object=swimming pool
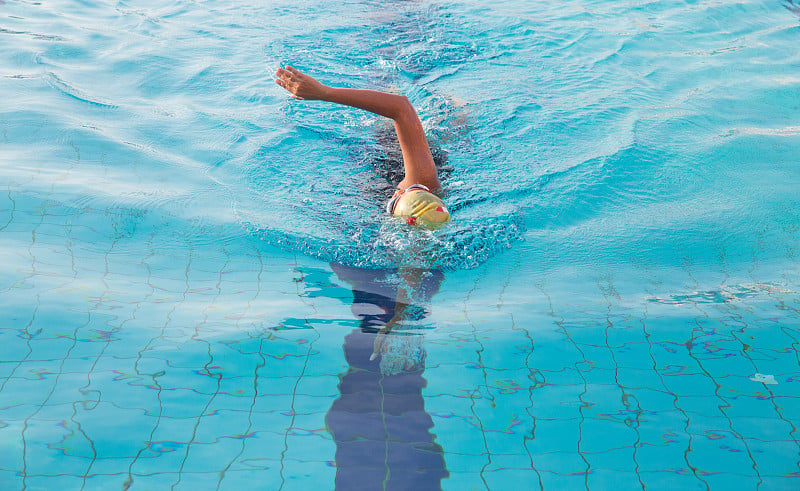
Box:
[1,0,799,489]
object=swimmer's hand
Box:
[370,314,400,361]
[275,66,329,101]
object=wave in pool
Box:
[4,0,797,273]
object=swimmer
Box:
[274,66,450,229]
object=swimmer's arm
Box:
[370,295,411,361]
[275,66,440,191]
[323,88,441,192]
[370,308,403,361]
[369,267,424,361]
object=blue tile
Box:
[18,421,91,476]
[279,460,336,489]
[0,333,32,364]
[430,416,490,468]
[756,476,800,491]
[727,416,795,442]
[128,440,189,476]
[579,419,639,455]
[483,467,542,489]
[615,367,670,391]
[526,384,586,420]
[281,433,336,463]
[232,432,290,465]
[0,421,25,470]
[483,427,530,459]
[637,470,709,491]
[192,410,260,444]
[167,471,226,491]
[586,468,645,490]
[80,457,134,477]
[214,468,285,490]
[292,375,340,398]
[0,470,23,489]
[526,418,582,455]
[537,470,591,489]
[23,475,88,491]
[2,377,56,406]
[80,473,131,491]
[72,403,154,458]
[483,452,534,471]
[180,439,249,474]
[441,471,490,491]
[745,438,800,477]
[700,472,762,490]
[441,452,490,474]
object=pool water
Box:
[2,0,799,489]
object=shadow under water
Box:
[325,263,448,490]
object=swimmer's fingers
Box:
[274,78,305,99]
[274,77,300,99]
[274,69,307,99]
[369,315,400,361]
[274,66,328,101]
[285,65,304,77]
[274,68,298,87]
[370,333,386,361]
[275,67,297,82]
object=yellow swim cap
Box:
[390,186,451,230]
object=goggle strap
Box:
[386,184,432,215]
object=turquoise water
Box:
[2,0,799,489]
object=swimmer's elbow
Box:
[393,95,418,122]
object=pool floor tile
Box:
[441,470,494,491]
[3,32,800,485]
[529,450,589,476]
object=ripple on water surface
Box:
[2,0,798,273]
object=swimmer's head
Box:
[389,186,450,230]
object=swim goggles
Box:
[385,184,432,215]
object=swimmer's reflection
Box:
[326,263,448,490]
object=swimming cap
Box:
[390,186,450,230]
